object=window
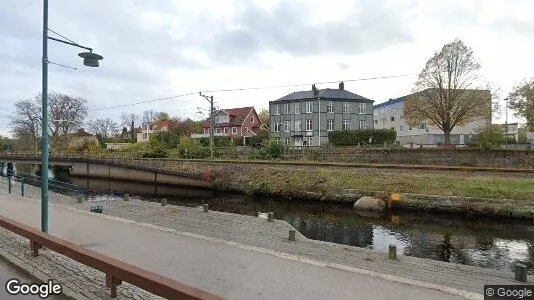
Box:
[304,137,313,146]
[306,101,313,113]
[208,128,212,134]
[273,122,280,132]
[358,103,366,114]
[360,121,367,130]
[390,116,395,122]
[382,118,386,124]
[223,127,227,133]
[306,119,313,131]
[343,102,350,114]
[251,117,255,123]
[374,119,378,125]
[419,123,427,130]
[232,127,237,134]
[284,121,290,132]
[400,125,404,132]
[216,128,220,133]
[294,102,300,114]
[326,101,334,113]
[285,137,291,145]
[273,105,280,115]
[409,126,413,131]
[327,119,334,131]
[295,120,301,132]
[275,137,281,144]
[285,104,290,114]
[342,120,350,131]
[142,133,147,139]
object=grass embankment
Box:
[210,165,534,218]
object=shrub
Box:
[149,131,179,149]
[475,124,505,150]
[178,137,210,158]
[329,129,396,146]
[140,146,167,158]
[260,138,283,159]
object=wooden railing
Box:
[0,215,223,299]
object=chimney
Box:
[312,84,318,97]
[339,81,344,90]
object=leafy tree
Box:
[169,118,203,137]
[474,124,505,150]
[149,131,179,149]
[0,136,11,152]
[508,80,534,130]
[258,108,269,126]
[404,39,493,145]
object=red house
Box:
[193,107,262,140]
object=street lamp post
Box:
[41,0,103,232]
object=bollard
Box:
[268,212,274,222]
[515,263,528,282]
[203,203,209,212]
[389,244,397,260]
[161,198,167,206]
[21,177,25,197]
[8,176,12,194]
[123,193,129,201]
[288,229,296,241]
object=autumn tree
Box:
[403,39,493,145]
[10,99,40,148]
[508,80,534,130]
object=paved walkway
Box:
[0,187,466,299]
[1,178,531,299]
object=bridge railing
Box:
[0,215,223,299]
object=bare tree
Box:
[403,39,493,145]
[508,79,534,130]
[10,99,40,139]
[87,118,119,140]
[121,112,138,142]
[141,110,157,124]
[48,92,88,137]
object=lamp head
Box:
[78,51,103,67]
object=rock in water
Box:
[353,196,385,211]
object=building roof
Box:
[374,88,492,110]
[203,107,257,128]
[373,97,405,109]
[273,88,373,102]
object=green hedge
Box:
[329,129,396,146]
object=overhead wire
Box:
[88,73,415,112]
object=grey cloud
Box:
[201,0,414,63]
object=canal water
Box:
[11,164,534,275]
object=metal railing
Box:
[0,215,223,299]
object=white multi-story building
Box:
[374,90,491,146]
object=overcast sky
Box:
[1,0,533,136]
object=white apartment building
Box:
[374,90,491,146]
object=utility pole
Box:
[199,92,215,159]
[505,97,509,143]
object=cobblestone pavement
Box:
[2,177,530,299]
[0,227,164,300]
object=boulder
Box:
[353,196,385,211]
